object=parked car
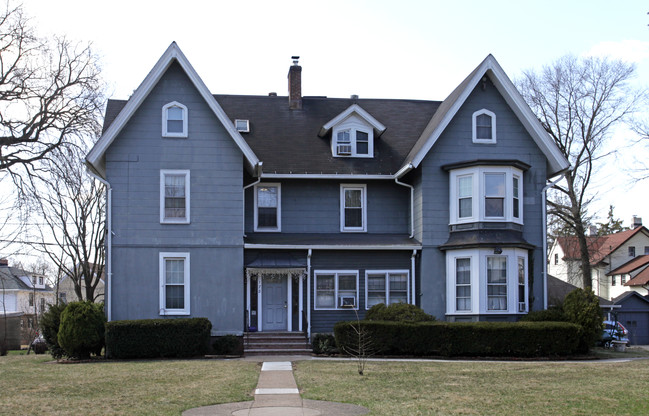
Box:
[600,320,629,347]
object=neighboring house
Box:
[548,218,649,301]
[86,43,569,337]
[56,265,106,304]
[0,258,56,345]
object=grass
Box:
[0,354,258,415]
[295,356,649,415]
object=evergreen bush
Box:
[365,303,435,322]
[211,335,242,355]
[105,318,211,359]
[562,288,603,353]
[40,302,67,359]
[312,333,338,355]
[57,301,106,359]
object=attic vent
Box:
[235,119,250,133]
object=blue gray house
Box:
[86,43,569,337]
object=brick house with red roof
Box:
[548,217,649,300]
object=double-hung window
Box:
[448,166,524,225]
[254,183,281,231]
[517,257,526,312]
[160,170,190,224]
[629,247,636,257]
[455,258,471,311]
[162,101,188,137]
[487,256,507,311]
[315,271,359,310]
[341,184,367,232]
[365,271,409,309]
[159,252,190,315]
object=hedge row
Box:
[334,320,581,357]
[105,318,211,359]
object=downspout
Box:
[394,163,415,238]
[542,173,566,310]
[242,162,263,238]
[411,250,417,306]
[307,249,312,339]
[87,169,112,321]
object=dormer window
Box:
[472,109,496,144]
[162,101,188,137]
[334,127,372,157]
[320,104,386,159]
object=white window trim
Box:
[235,119,250,132]
[364,270,410,310]
[254,183,281,232]
[162,101,188,138]
[340,184,367,232]
[159,252,190,315]
[454,258,472,312]
[314,270,359,311]
[445,248,528,315]
[160,170,191,224]
[449,166,523,225]
[331,116,374,158]
[472,108,496,144]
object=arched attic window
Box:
[472,109,496,144]
[162,101,188,137]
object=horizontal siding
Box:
[245,179,410,234]
[106,61,244,248]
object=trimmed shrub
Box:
[105,318,211,359]
[563,288,603,353]
[519,307,567,322]
[212,335,242,356]
[365,303,435,322]
[312,333,339,355]
[334,320,581,358]
[57,301,106,359]
[40,302,67,359]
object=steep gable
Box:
[402,55,569,177]
[87,42,260,178]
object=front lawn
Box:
[0,354,258,415]
[295,358,649,415]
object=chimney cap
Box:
[291,56,300,65]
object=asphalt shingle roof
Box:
[103,95,441,175]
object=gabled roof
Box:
[624,266,649,287]
[402,54,570,177]
[318,104,387,137]
[86,42,260,178]
[0,266,53,292]
[608,255,649,276]
[612,290,649,305]
[102,96,439,176]
[557,226,649,265]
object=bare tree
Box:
[0,1,103,189]
[518,55,642,289]
[26,144,105,302]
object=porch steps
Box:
[244,332,312,356]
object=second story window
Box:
[340,184,367,232]
[334,128,372,157]
[162,101,188,137]
[254,183,281,232]
[160,170,190,224]
[449,166,524,225]
[629,246,636,257]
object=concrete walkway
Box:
[182,357,368,416]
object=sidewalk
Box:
[182,357,368,416]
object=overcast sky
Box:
[14,0,649,229]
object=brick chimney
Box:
[0,258,8,267]
[632,215,643,229]
[288,56,302,110]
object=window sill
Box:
[159,310,190,316]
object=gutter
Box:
[542,172,566,310]
[87,167,113,321]
[307,249,312,339]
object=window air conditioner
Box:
[337,144,352,155]
[339,296,356,308]
[518,302,526,312]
